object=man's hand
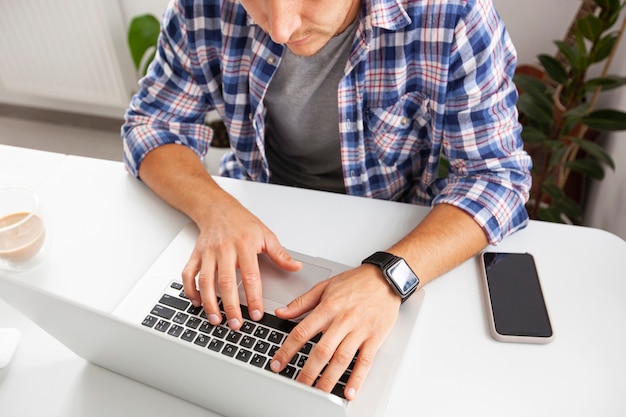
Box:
[138,144,302,330]
[270,263,401,401]
[181,194,302,329]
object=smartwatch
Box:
[362,251,420,303]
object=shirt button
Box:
[267,56,276,65]
[249,113,253,120]
[401,117,409,126]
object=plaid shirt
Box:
[122,0,532,244]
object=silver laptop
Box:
[0,222,424,417]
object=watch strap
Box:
[361,251,398,269]
[362,251,419,303]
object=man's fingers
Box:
[216,249,243,330]
[266,241,303,272]
[238,253,264,321]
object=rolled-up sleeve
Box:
[121,2,213,178]
[432,0,532,244]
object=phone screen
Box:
[482,252,553,340]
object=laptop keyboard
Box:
[141,281,354,399]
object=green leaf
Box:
[555,41,583,72]
[537,206,566,223]
[553,195,582,220]
[127,14,161,73]
[541,183,582,221]
[548,147,567,170]
[569,136,615,170]
[564,159,606,180]
[537,183,567,222]
[585,75,626,92]
[581,109,626,131]
[520,126,549,143]
[514,75,554,116]
[537,54,568,84]
[591,34,617,64]
[516,93,554,127]
[578,15,603,42]
[561,102,591,134]
[437,154,450,179]
[513,74,551,99]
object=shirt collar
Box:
[368,0,412,30]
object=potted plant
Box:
[126,14,230,148]
[514,0,626,223]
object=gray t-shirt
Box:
[264,20,358,194]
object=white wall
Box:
[118,0,170,25]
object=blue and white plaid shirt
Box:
[122,0,532,244]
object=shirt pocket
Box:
[365,92,432,166]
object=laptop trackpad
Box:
[237,254,333,311]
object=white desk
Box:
[1,144,625,416]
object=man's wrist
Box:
[361,252,420,303]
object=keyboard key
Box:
[222,343,238,358]
[240,304,296,333]
[253,340,270,354]
[331,382,346,398]
[235,348,253,363]
[279,365,297,379]
[194,333,210,347]
[141,315,158,328]
[297,355,307,368]
[240,335,256,348]
[181,329,197,342]
[170,282,183,290]
[187,305,203,316]
[208,339,224,352]
[199,321,214,334]
[226,330,242,344]
[250,354,267,368]
[240,321,256,334]
[268,330,284,344]
[159,294,190,311]
[212,326,229,339]
[155,319,171,332]
[186,317,202,329]
[151,305,175,320]
[173,312,189,324]
[265,361,297,379]
[269,345,279,357]
[253,326,270,339]
[167,324,184,337]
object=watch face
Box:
[387,259,419,296]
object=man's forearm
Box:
[138,144,237,228]
[387,203,489,288]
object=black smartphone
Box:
[480,252,554,344]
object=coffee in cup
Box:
[0,188,47,272]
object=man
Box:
[122,0,531,401]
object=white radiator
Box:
[0,0,134,108]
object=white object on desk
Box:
[0,328,20,369]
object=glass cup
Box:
[0,188,47,272]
